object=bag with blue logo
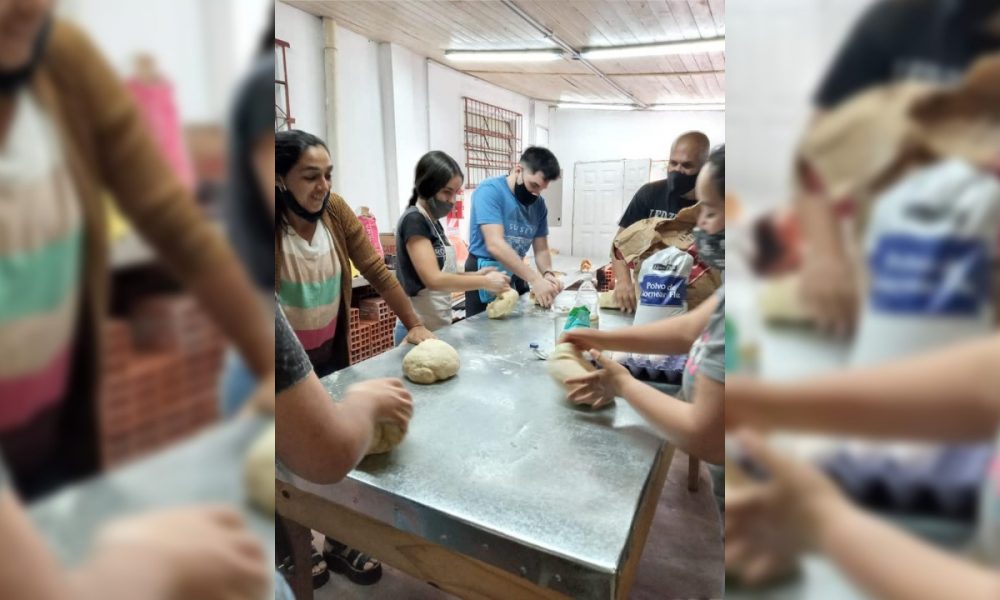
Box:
[850,159,1000,367]
[625,246,692,382]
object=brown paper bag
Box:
[612,206,723,310]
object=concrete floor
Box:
[311,450,724,599]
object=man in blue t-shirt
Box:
[465,147,564,317]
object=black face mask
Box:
[514,176,539,206]
[667,170,698,198]
[278,184,328,223]
[0,19,52,96]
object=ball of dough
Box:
[366,422,405,456]
[598,291,620,309]
[546,343,596,388]
[487,289,519,319]
[402,338,460,384]
[244,424,275,514]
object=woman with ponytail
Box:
[392,151,510,345]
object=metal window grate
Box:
[275,39,295,131]
[463,97,522,189]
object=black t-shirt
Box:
[618,179,697,230]
[815,0,1000,109]
[276,301,312,394]
[395,206,448,297]
[223,53,275,291]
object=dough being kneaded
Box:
[244,424,276,514]
[598,291,620,309]
[486,289,519,319]
[546,343,596,388]
[367,422,405,455]
[403,338,460,384]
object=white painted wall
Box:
[547,109,726,254]
[61,0,272,123]
[427,61,532,175]
[727,0,874,215]
[275,1,326,136]
[330,26,389,223]
[387,43,430,224]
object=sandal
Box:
[324,538,383,585]
[277,549,330,590]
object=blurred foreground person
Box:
[726,334,1000,598]
[797,0,1000,335]
[0,1,274,498]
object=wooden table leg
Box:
[281,515,314,600]
[688,454,700,492]
[615,444,676,600]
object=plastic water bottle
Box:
[573,276,600,329]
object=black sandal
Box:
[324,538,383,585]
[277,549,330,590]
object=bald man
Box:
[611,131,711,313]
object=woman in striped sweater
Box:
[274,130,434,379]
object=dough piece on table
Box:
[367,422,405,456]
[546,342,596,388]
[403,338,460,384]
[598,291,620,309]
[486,289,519,319]
[244,423,276,514]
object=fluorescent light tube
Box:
[556,103,636,111]
[582,38,725,60]
[445,50,563,63]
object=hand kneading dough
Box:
[367,422,405,455]
[486,289,519,318]
[546,343,596,388]
[244,424,276,514]
[402,339,460,384]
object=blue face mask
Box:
[693,227,725,270]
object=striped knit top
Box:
[277,221,342,370]
[0,90,82,434]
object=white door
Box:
[572,161,625,258]
[651,160,669,182]
[623,159,652,206]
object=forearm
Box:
[487,240,539,283]
[425,272,493,294]
[816,500,1000,600]
[380,281,423,329]
[331,400,378,473]
[533,249,554,275]
[797,188,846,260]
[598,319,698,354]
[189,260,273,378]
[597,297,713,354]
[0,493,74,600]
[745,335,1000,440]
[69,548,174,600]
[620,378,702,458]
[612,257,632,284]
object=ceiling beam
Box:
[499,0,648,109]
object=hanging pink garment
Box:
[126,79,196,191]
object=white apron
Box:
[410,205,457,331]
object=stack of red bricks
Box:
[597,263,616,292]
[98,295,225,469]
[349,298,396,365]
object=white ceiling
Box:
[283,0,725,106]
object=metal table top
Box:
[278,295,670,598]
[30,416,275,567]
